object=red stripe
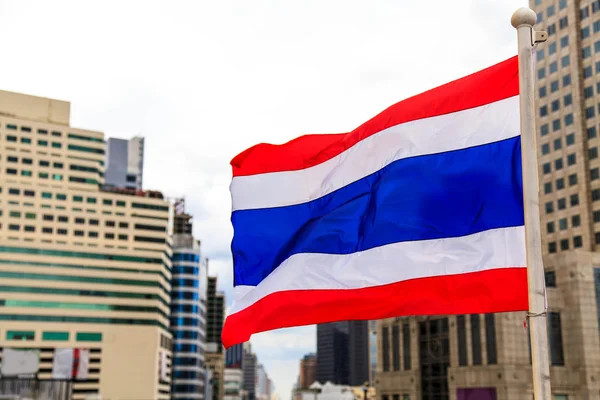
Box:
[72,348,80,379]
[231,56,519,177]
[221,268,528,348]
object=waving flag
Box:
[222,56,527,348]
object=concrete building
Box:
[170,207,208,398]
[376,1,600,399]
[299,353,317,389]
[207,275,226,400]
[0,90,173,399]
[224,367,245,400]
[257,364,269,400]
[243,342,258,400]
[105,136,144,190]
[226,343,245,369]
[317,321,369,386]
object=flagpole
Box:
[511,7,551,400]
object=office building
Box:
[170,206,208,398]
[226,343,245,369]
[243,343,258,400]
[0,90,172,399]
[257,364,269,400]
[206,275,225,400]
[316,321,369,386]
[377,1,600,399]
[105,136,144,190]
[299,353,316,389]
[224,368,245,400]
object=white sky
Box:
[0,0,528,397]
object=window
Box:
[392,325,400,370]
[38,129,48,135]
[6,330,34,341]
[6,124,17,130]
[549,242,557,253]
[560,239,569,250]
[542,144,550,155]
[555,159,563,170]
[88,232,99,238]
[402,323,411,370]
[6,169,17,175]
[548,312,565,365]
[558,198,566,210]
[561,36,569,49]
[89,219,99,226]
[537,11,543,23]
[584,46,592,59]
[545,271,556,287]
[74,230,84,237]
[571,194,580,207]
[20,170,32,177]
[119,222,129,228]
[589,126,597,138]
[457,315,467,366]
[537,49,545,61]
[583,26,591,39]
[43,215,54,221]
[541,124,549,136]
[25,213,35,219]
[553,118,561,131]
[68,133,104,143]
[596,40,600,53]
[76,332,103,342]
[568,154,576,165]
[583,6,590,19]
[485,314,497,365]
[51,131,62,137]
[595,211,600,223]
[556,178,564,190]
[22,158,32,165]
[595,0,600,12]
[547,5,555,17]
[565,114,574,126]
[7,156,18,163]
[551,100,559,112]
[586,86,594,98]
[132,203,169,212]
[105,233,115,239]
[548,24,556,36]
[42,331,69,341]
[471,314,482,365]
[106,221,116,227]
[566,133,575,145]
[559,17,568,29]
[73,195,83,202]
[8,224,20,231]
[103,199,113,206]
[540,106,548,117]
[595,20,600,33]
[116,201,126,207]
[24,226,35,232]
[539,87,547,98]
[559,0,567,9]
[546,202,554,214]
[53,162,63,169]
[549,62,557,74]
[592,168,600,180]
[118,234,128,240]
[584,66,593,78]
[58,216,68,223]
[382,326,390,371]
[559,218,568,231]
[75,218,84,224]
[554,138,562,150]
[87,197,97,204]
[38,140,48,146]
[563,74,571,86]
[574,236,583,248]
[39,160,50,167]
[57,229,67,235]
[547,222,555,234]
[42,227,53,234]
[51,142,61,149]
[551,80,559,93]
[68,144,105,155]
[594,189,600,201]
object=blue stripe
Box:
[231,136,524,287]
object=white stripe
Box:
[229,226,526,314]
[231,95,520,211]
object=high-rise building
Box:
[299,353,316,389]
[226,343,245,369]
[206,275,225,400]
[242,342,257,400]
[377,2,600,399]
[368,321,377,385]
[105,136,144,190]
[256,364,269,400]
[170,207,208,399]
[0,90,173,399]
[224,368,245,400]
[316,321,369,386]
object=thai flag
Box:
[222,56,527,348]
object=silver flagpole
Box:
[511,7,551,400]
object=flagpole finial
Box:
[511,7,537,29]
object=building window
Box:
[560,239,569,250]
[559,17,568,29]
[584,46,592,59]
[564,94,573,106]
[402,323,411,370]
[382,326,390,371]
[549,62,557,74]
[561,55,570,68]
[558,198,566,210]
[555,159,563,170]
[582,6,590,19]
[562,74,571,86]
[547,222,555,234]
[539,87,547,98]
[543,163,551,175]
[569,174,578,186]
[595,211,600,223]
[551,81,559,93]
[538,69,546,80]
[545,271,556,287]
[42,331,69,341]
[76,332,102,342]
[589,126,597,138]
[574,236,583,248]
[551,100,559,112]
[6,331,35,341]
[548,312,565,365]
[549,242,557,253]
[571,194,580,207]
[547,5,555,16]
[471,314,482,365]
[567,154,576,165]
[552,118,561,131]
[392,325,400,371]
[485,314,497,365]
[542,143,550,155]
[594,189,600,201]
[544,182,552,194]
[457,315,467,366]
[540,106,548,117]
[591,148,598,159]
[565,114,574,126]
[592,168,600,180]
[583,26,591,39]
[541,124,549,136]
[546,202,554,214]
[548,25,556,37]
[556,178,564,190]
[559,218,568,231]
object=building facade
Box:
[0,90,173,399]
[316,321,369,386]
[226,343,245,369]
[105,136,144,190]
[207,275,226,400]
[377,1,600,399]
[224,367,245,400]
[299,353,316,389]
[170,210,208,398]
[243,343,257,400]
[369,321,377,386]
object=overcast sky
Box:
[0,0,528,397]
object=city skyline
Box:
[0,0,530,397]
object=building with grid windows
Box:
[376,1,600,399]
[0,90,173,399]
[170,209,208,398]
